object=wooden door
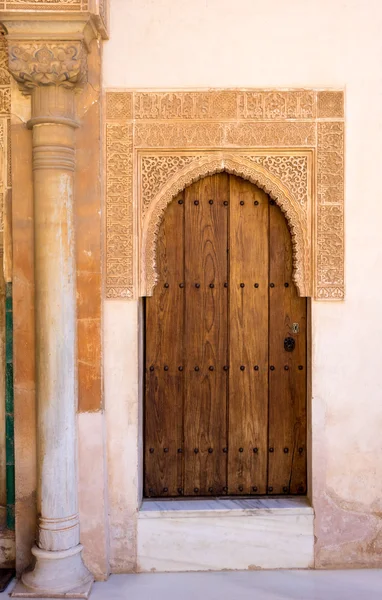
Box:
[144,174,307,497]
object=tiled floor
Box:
[3,570,382,599]
[91,570,382,600]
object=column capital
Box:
[8,41,87,95]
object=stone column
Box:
[8,43,93,598]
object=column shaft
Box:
[9,85,93,599]
[6,37,98,599]
[33,122,79,553]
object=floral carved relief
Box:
[237,91,315,120]
[105,89,345,301]
[8,42,87,92]
[106,123,134,298]
[246,155,308,207]
[0,33,10,238]
[141,155,204,216]
[317,91,344,119]
[140,154,311,298]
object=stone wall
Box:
[102,0,382,570]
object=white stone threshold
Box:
[140,496,313,518]
[137,497,314,572]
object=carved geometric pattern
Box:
[316,122,344,298]
[134,90,316,120]
[105,89,345,301]
[0,39,10,87]
[238,90,315,119]
[140,154,311,299]
[106,123,133,299]
[135,122,316,148]
[106,92,133,120]
[317,91,344,119]
[317,204,344,298]
[0,119,5,231]
[246,156,308,207]
[317,122,344,204]
[0,87,10,115]
[135,123,225,148]
[141,155,204,216]
[135,91,238,120]
[225,122,316,147]
[0,34,10,238]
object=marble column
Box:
[8,43,93,598]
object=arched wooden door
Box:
[144,173,307,498]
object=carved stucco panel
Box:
[141,155,204,216]
[135,122,225,148]
[135,121,316,148]
[246,155,308,207]
[316,121,344,299]
[105,89,345,301]
[238,90,316,120]
[133,90,318,121]
[317,91,344,119]
[0,118,5,231]
[106,122,133,299]
[140,154,311,299]
[0,33,10,238]
[224,122,316,147]
[135,91,238,120]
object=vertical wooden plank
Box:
[184,174,228,496]
[228,177,269,495]
[144,193,184,497]
[268,201,307,495]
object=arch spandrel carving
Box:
[105,89,345,300]
[140,154,312,298]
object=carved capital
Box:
[8,41,87,94]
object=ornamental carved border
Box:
[0,32,11,242]
[105,89,345,301]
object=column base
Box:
[11,545,93,599]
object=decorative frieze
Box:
[135,122,225,148]
[238,90,315,120]
[0,33,10,239]
[133,90,317,121]
[105,89,345,301]
[135,91,238,120]
[224,122,316,147]
[106,123,134,299]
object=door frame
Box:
[104,88,344,571]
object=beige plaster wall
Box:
[103,0,382,569]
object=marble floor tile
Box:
[90,570,382,600]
